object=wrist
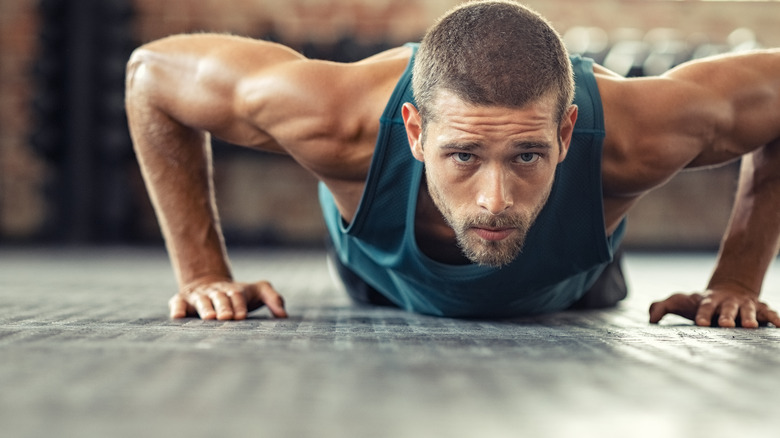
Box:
[706,275,760,297]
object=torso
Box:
[300,47,415,223]
[316,50,638,262]
[294,48,650,258]
[593,66,672,236]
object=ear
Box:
[557,105,578,163]
[402,103,425,162]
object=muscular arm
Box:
[598,49,780,327]
[125,34,305,319]
[694,52,780,326]
[126,34,406,320]
[658,51,780,327]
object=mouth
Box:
[471,227,516,242]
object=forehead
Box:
[426,90,559,141]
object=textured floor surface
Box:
[1,247,779,438]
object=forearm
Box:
[126,73,232,289]
[709,139,780,296]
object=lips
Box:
[471,227,515,241]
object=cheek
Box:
[526,173,557,205]
[430,168,472,202]
[425,160,452,189]
[426,169,469,215]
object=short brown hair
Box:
[412,0,574,127]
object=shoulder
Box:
[241,46,414,179]
[239,46,412,132]
[132,34,413,179]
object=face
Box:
[403,91,577,267]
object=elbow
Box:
[125,46,168,128]
[124,47,166,156]
[125,49,142,90]
[125,47,153,98]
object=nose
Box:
[476,167,513,215]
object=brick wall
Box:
[2,0,779,247]
[0,0,48,239]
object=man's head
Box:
[411,0,574,131]
[402,0,578,267]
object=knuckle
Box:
[698,301,714,311]
[206,290,222,300]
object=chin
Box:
[460,234,526,268]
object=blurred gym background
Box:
[1,0,779,249]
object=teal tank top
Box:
[319,43,626,318]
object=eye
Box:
[517,152,540,164]
[453,152,474,163]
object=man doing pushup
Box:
[126,0,780,327]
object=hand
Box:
[649,288,780,328]
[169,278,288,320]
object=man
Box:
[126,0,780,327]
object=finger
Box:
[716,300,739,328]
[648,300,669,324]
[738,301,759,329]
[648,293,702,324]
[195,294,217,320]
[169,295,189,319]
[209,290,234,321]
[757,304,780,328]
[694,297,717,327]
[257,282,288,318]
[228,290,248,320]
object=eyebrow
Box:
[439,142,481,152]
[439,140,553,152]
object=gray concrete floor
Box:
[1,247,779,438]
